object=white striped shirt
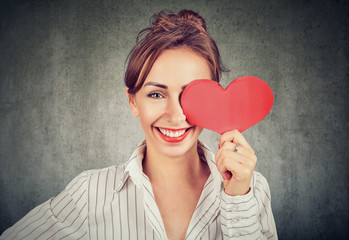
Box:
[1,141,278,240]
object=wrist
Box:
[224,185,251,196]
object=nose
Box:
[164,97,186,123]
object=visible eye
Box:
[148,92,164,99]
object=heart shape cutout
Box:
[181,76,274,134]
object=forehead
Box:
[143,48,212,88]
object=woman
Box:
[1,9,277,240]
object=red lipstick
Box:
[155,127,191,143]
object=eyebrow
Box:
[144,82,188,90]
[144,82,167,89]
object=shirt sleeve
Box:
[0,172,89,240]
[220,171,278,240]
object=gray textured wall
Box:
[1,0,348,239]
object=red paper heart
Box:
[181,76,274,134]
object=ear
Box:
[126,87,139,117]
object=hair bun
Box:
[151,9,207,33]
[126,9,227,94]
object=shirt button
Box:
[233,218,240,223]
[234,232,240,237]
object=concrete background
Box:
[0,0,348,239]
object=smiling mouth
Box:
[156,127,191,137]
[155,127,192,143]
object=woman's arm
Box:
[220,171,278,239]
[215,130,278,239]
[0,172,89,240]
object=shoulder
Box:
[75,163,127,187]
[61,163,128,198]
[59,164,129,207]
[84,164,126,177]
[53,164,126,198]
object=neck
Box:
[142,142,208,188]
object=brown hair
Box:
[124,9,228,94]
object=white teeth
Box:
[158,128,186,137]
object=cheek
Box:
[195,127,204,136]
[138,102,164,123]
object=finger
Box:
[217,156,248,180]
[216,155,235,178]
[216,142,236,162]
[219,141,255,158]
[225,144,258,166]
[216,143,255,169]
[217,149,255,167]
[222,171,232,180]
[219,129,253,152]
[216,142,239,164]
[223,158,253,181]
[230,152,257,169]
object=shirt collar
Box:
[114,140,223,193]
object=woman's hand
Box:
[215,129,257,196]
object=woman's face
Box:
[128,47,212,158]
